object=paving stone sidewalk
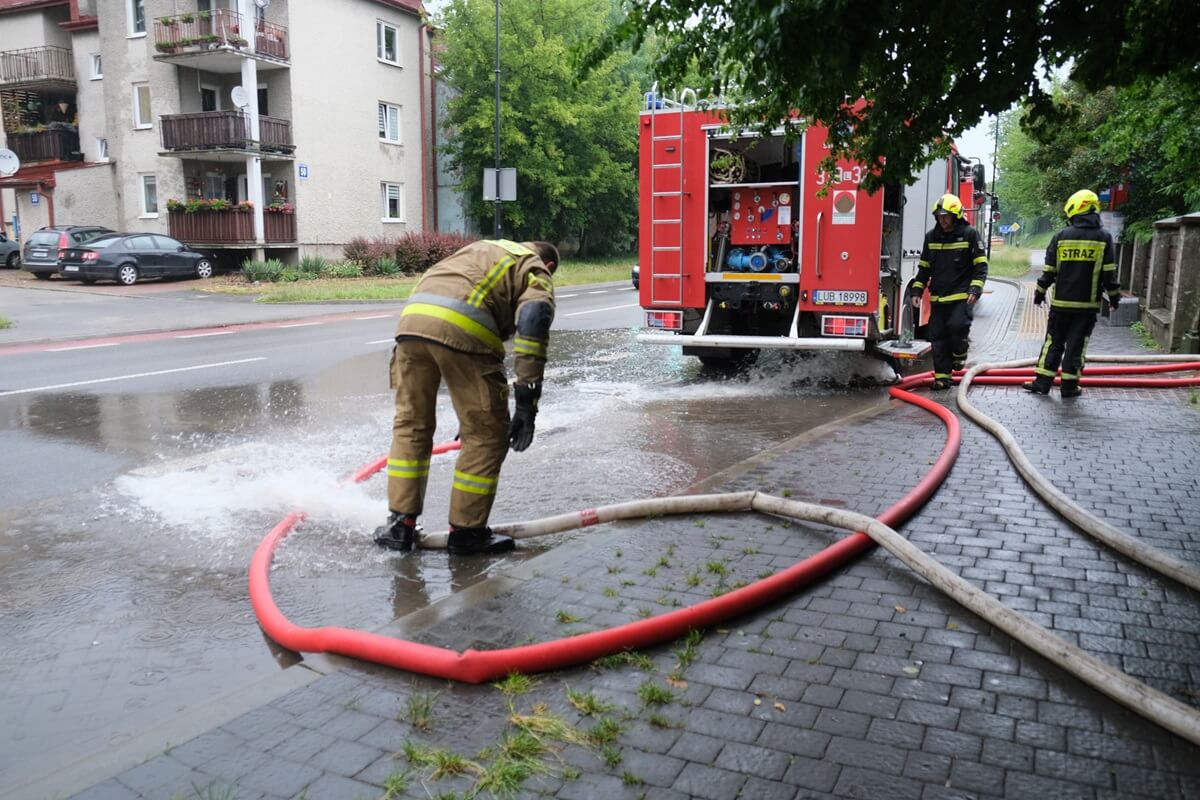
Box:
[63,301,1200,800]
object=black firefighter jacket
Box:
[911,220,988,303]
[1038,212,1120,313]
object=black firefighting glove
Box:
[1033,290,1045,306]
[508,381,541,452]
[1109,294,1121,311]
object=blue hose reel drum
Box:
[725,246,790,272]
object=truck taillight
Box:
[821,315,869,338]
[645,310,683,331]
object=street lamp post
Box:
[493,0,501,238]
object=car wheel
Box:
[33,271,52,280]
[195,259,214,279]
[117,264,139,286]
[5,252,18,268]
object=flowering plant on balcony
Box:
[167,198,248,213]
[228,36,248,47]
[266,202,295,214]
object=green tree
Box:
[995,108,1050,226]
[589,0,1200,192]
[996,77,1200,241]
[436,0,644,255]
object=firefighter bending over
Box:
[374,239,559,555]
[1023,190,1121,398]
[909,193,988,390]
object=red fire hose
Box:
[249,361,1199,683]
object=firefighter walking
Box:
[374,239,559,555]
[1024,190,1121,398]
[910,193,988,390]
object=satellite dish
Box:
[230,86,249,110]
[0,149,19,176]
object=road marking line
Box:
[277,322,322,328]
[356,314,392,320]
[47,342,120,352]
[563,303,638,317]
[587,290,608,294]
[176,331,234,339]
[0,357,267,397]
[367,339,394,345]
[557,293,578,299]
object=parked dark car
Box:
[58,233,216,286]
[21,225,113,279]
[0,231,19,268]
[632,263,640,289]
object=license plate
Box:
[812,289,868,306]
[63,265,79,272]
[33,249,48,258]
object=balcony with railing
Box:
[168,204,296,245]
[6,126,81,163]
[152,10,289,72]
[0,46,75,91]
[160,111,294,158]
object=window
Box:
[200,85,219,112]
[381,182,404,222]
[204,172,225,200]
[378,102,401,143]
[257,86,269,116]
[129,0,145,34]
[377,21,399,65]
[133,82,152,129]
[140,174,158,216]
[90,54,102,79]
[96,138,108,161]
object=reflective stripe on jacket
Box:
[910,222,988,303]
[396,239,555,383]
[1039,212,1119,312]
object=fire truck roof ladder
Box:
[648,86,697,306]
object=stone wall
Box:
[1127,212,1200,351]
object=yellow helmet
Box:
[932,193,964,220]
[1064,189,1100,218]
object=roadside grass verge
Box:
[0,315,11,329]
[204,255,635,303]
[987,246,1035,279]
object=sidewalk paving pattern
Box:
[35,284,1200,799]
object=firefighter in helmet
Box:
[909,193,988,389]
[1023,189,1120,398]
[374,239,559,555]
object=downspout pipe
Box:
[418,21,430,231]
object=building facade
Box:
[0,0,446,265]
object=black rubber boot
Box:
[447,526,515,556]
[373,512,418,552]
[1059,381,1082,398]
[1022,380,1050,395]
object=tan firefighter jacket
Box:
[396,239,555,384]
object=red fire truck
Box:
[636,91,987,368]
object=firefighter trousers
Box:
[928,300,972,380]
[387,338,510,529]
[1032,309,1097,391]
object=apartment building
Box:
[0,0,441,264]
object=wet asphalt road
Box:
[0,280,915,795]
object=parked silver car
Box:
[0,231,19,268]
[21,225,113,280]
